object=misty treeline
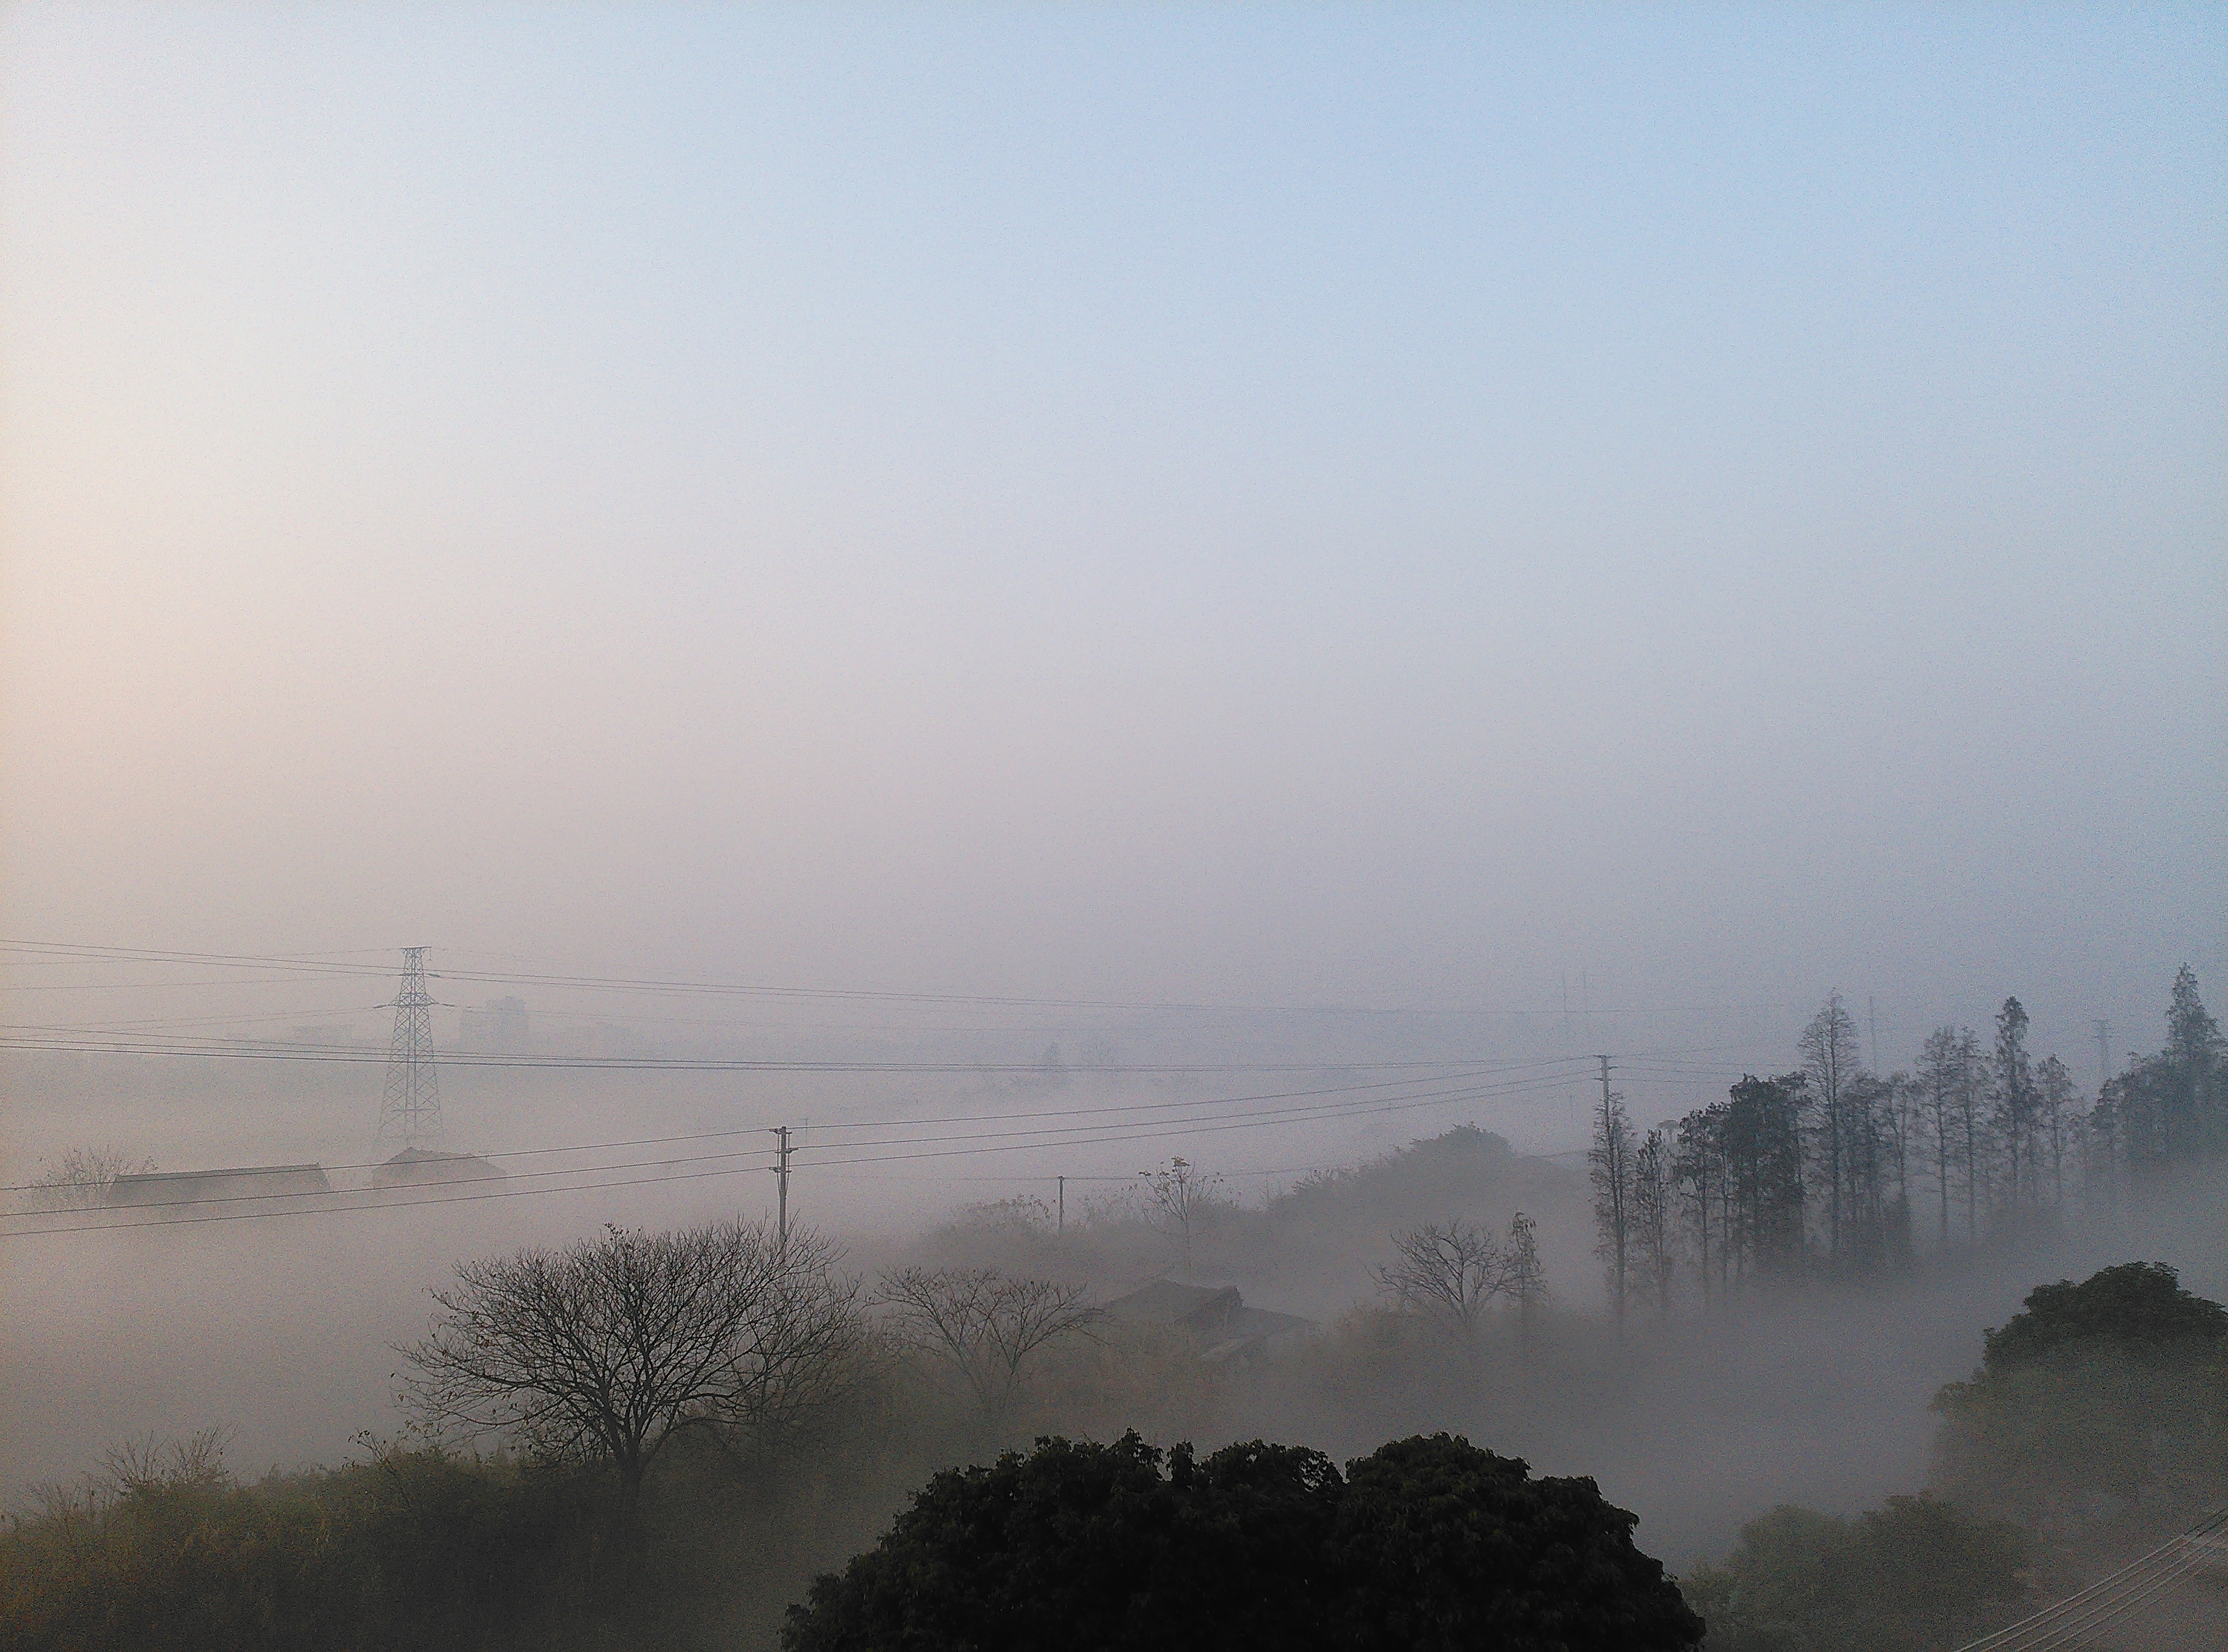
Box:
[0,1134,1580,1652]
[1690,1260,2228,1652]
[1588,967,2226,1315]
[0,1208,1220,1652]
[4,980,2222,1649]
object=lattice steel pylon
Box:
[378,946,444,1144]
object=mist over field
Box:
[3,5,2223,1651]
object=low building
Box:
[372,1147,506,1188]
[1104,1280,1314,1362]
[105,1164,330,1208]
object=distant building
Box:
[457,997,529,1049]
[1103,1280,1314,1363]
[105,1164,330,1208]
[372,1147,506,1188]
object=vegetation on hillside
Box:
[1682,1497,2029,1652]
[1930,1261,2228,1537]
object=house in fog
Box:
[372,1147,506,1188]
[105,1164,330,1208]
[1103,1280,1313,1362]
[456,996,531,1050]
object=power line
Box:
[0,1057,1590,1195]
[0,937,1809,1019]
[0,1027,1515,1075]
[1,1066,1585,1237]
[1949,1506,2226,1652]
[10,1066,1574,1216]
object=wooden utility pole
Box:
[1056,1175,1066,1234]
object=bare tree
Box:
[22,1145,154,1211]
[955,1195,1054,1234]
[1138,1156,1226,1274]
[399,1219,859,1520]
[1372,1220,1505,1344]
[101,1426,234,1495]
[876,1267,1101,1424]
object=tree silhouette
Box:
[781,1432,1701,1652]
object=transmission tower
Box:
[378,946,444,1144]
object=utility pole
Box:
[1056,1175,1066,1235]
[2094,1019,2113,1096]
[1868,996,1880,1072]
[772,1125,791,1246]
[378,947,443,1145]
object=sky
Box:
[3,3,2223,1090]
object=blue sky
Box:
[2,4,2222,1066]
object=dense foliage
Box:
[780,1432,1702,1652]
[1682,1496,2029,1652]
[1931,1262,2228,1529]
[0,1439,611,1652]
[1976,1259,2228,1371]
[0,1406,950,1652]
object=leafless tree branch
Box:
[397,1218,860,1519]
[875,1266,1102,1423]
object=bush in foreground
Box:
[780,1431,1702,1652]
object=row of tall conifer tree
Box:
[1587,966,2226,1316]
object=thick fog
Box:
[2,5,2224,1631]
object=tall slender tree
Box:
[1631,1126,1677,1315]
[1948,1027,1989,1245]
[2163,964,2226,1158]
[1722,1074,1807,1280]
[1587,1082,1636,1326]
[1674,1105,1726,1308]
[1799,995,1862,1262]
[2036,1054,2076,1211]
[1870,1071,1916,1268]
[2091,967,2226,1179]
[1917,1028,1967,1252]
[1503,1210,1548,1355]
[1992,998,2034,1223]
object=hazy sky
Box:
[3,4,2222,1066]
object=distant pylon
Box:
[379,946,443,1144]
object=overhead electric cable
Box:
[0,1067,1578,1236]
[1948,1507,2227,1652]
[0,1058,1582,1194]
[0,938,1807,1019]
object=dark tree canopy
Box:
[1327,1435,1701,1652]
[1681,1495,2029,1652]
[1932,1262,2228,1524]
[780,1432,1701,1652]
[1979,1261,2228,1373]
